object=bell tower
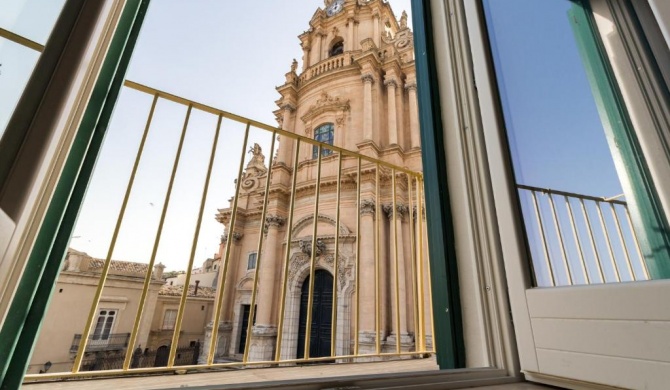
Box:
[207,0,425,364]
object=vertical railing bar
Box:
[116,93,158,370]
[242,131,277,363]
[168,112,223,367]
[547,194,573,285]
[275,139,302,360]
[422,178,436,353]
[304,145,323,359]
[564,196,590,284]
[391,170,401,354]
[416,176,426,352]
[354,157,361,356]
[530,191,555,286]
[596,201,621,282]
[207,123,252,364]
[374,163,381,355]
[610,203,635,281]
[73,94,164,373]
[580,199,605,283]
[623,206,650,280]
[331,152,343,357]
[407,174,419,351]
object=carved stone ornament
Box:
[404,82,417,91]
[361,73,375,84]
[300,238,327,257]
[383,203,408,220]
[300,92,350,124]
[360,37,376,52]
[232,232,244,242]
[360,199,376,215]
[384,78,398,88]
[265,215,286,228]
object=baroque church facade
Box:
[203,0,431,363]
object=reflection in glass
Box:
[483,0,670,286]
[0,38,40,141]
[0,0,67,44]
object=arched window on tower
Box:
[329,39,344,57]
[313,123,334,159]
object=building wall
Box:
[148,296,214,350]
[27,271,162,374]
[208,0,429,363]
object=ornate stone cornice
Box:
[384,78,398,88]
[413,205,426,220]
[361,73,375,84]
[383,203,409,220]
[281,103,296,112]
[265,214,286,228]
[360,199,376,215]
[300,92,350,124]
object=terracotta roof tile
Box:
[159,284,216,298]
[88,259,149,275]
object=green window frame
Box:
[0,1,151,388]
[0,2,467,388]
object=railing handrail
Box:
[123,80,421,178]
[517,184,628,206]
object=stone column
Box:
[353,19,359,51]
[301,42,311,71]
[362,74,374,141]
[248,214,285,361]
[373,13,380,47]
[384,76,399,146]
[384,204,410,345]
[221,232,243,322]
[277,104,296,166]
[358,199,377,351]
[347,17,355,51]
[316,31,325,62]
[406,82,420,149]
[200,232,242,363]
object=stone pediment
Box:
[301,92,350,124]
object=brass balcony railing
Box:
[24,81,434,382]
[518,184,650,287]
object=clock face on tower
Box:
[326,0,344,17]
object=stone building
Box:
[204,0,431,363]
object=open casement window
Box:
[471,0,670,387]
[92,309,116,341]
[162,309,177,330]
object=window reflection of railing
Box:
[25,81,434,382]
[518,184,650,287]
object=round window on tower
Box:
[329,39,344,57]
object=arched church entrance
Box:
[296,269,333,359]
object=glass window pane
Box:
[483,0,669,286]
[0,38,40,141]
[0,0,67,44]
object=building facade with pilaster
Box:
[202,0,431,363]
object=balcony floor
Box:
[23,357,555,390]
